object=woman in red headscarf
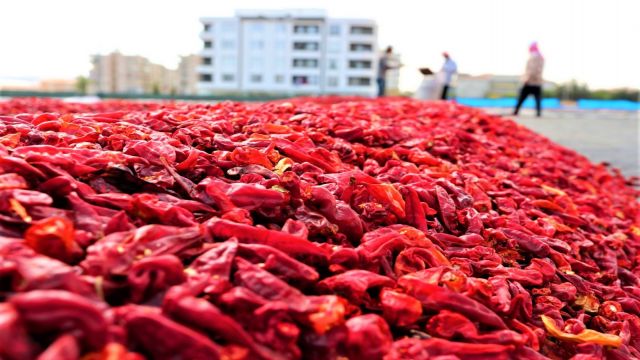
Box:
[513,42,545,117]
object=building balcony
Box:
[199,48,215,56]
[199,31,214,40]
[344,68,376,75]
[290,50,322,57]
[197,65,215,73]
[290,33,323,40]
[346,33,376,42]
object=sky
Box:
[1,0,638,91]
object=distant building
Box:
[39,79,77,92]
[0,77,75,92]
[456,74,496,98]
[384,53,401,95]
[457,74,556,98]
[197,9,378,96]
[178,54,200,95]
[89,52,150,94]
[89,51,197,95]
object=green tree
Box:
[548,80,638,101]
[75,76,89,94]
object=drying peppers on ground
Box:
[0,96,638,360]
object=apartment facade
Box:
[197,10,379,96]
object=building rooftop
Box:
[235,9,327,19]
[200,9,374,23]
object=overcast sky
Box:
[1,0,638,91]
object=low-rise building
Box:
[457,74,556,98]
[384,53,402,95]
[89,51,198,95]
[177,54,200,95]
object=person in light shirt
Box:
[513,42,545,117]
[439,52,458,100]
[376,46,400,97]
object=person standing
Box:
[439,52,457,100]
[513,42,545,117]
[376,46,396,97]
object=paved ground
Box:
[483,108,640,178]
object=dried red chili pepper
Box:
[23,217,78,262]
[10,290,108,350]
[37,334,80,360]
[0,97,638,359]
[123,306,227,360]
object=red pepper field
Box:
[0,97,639,360]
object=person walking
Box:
[376,46,397,97]
[439,52,457,100]
[513,42,545,117]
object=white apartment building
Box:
[197,9,379,96]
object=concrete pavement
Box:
[485,108,639,178]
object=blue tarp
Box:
[456,98,562,109]
[456,98,639,111]
[576,99,640,111]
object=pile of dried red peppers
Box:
[0,97,638,360]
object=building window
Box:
[203,23,211,32]
[292,76,308,85]
[202,57,212,65]
[248,57,263,70]
[293,25,320,34]
[328,59,338,70]
[249,39,264,50]
[350,26,374,35]
[293,58,319,68]
[204,40,212,49]
[274,23,287,33]
[250,74,262,83]
[349,60,372,69]
[199,74,213,82]
[221,56,236,69]
[274,40,286,50]
[274,75,285,83]
[350,43,373,52]
[221,22,236,32]
[329,24,340,35]
[222,74,235,82]
[221,40,235,49]
[293,42,320,51]
[274,57,287,69]
[327,77,338,87]
[348,77,371,86]
[292,75,318,85]
[249,22,265,32]
[327,41,341,53]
